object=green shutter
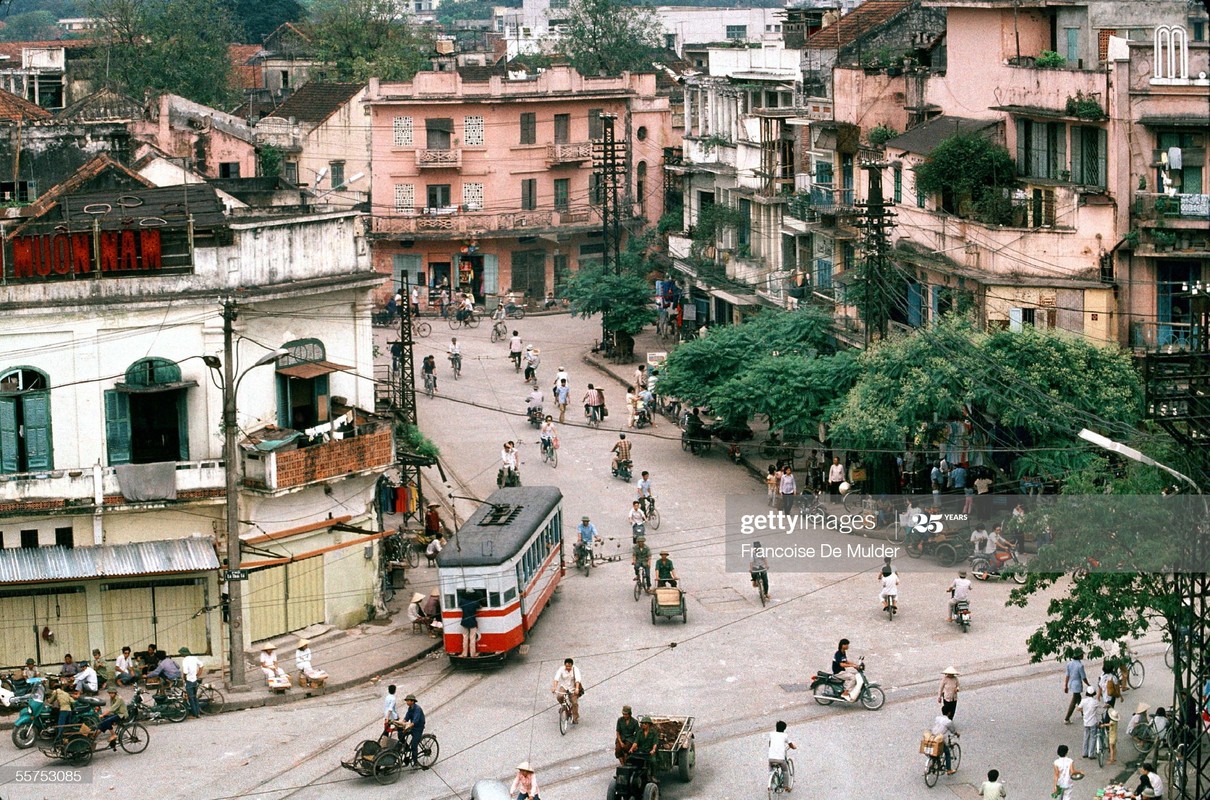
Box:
[1016,119,1027,176]
[483,254,499,295]
[276,374,291,428]
[1096,128,1107,188]
[1053,123,1066,180]
[1070,126,1082,183]
[0,396,17,474]
[176,390,190,461]
[21,392,51,470]
[104,390,131,465]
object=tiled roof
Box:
[264,82,364,126]
[0,87,52,121]
[805,0,911,48]
[0,39,95,61]
[8,154,154,234]
[56,87,143,121]
[229,44,264,90]
[882,116,999,155]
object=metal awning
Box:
[113,380,199,394]
[1138,115,1210,128]
[276,360,352,379]
[709,288,762,306]
[0,537,220,586]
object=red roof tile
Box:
[229,43,264,90]
[0,87,52,121]
[805,1,912,49]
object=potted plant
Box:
[1152,228,1177,251]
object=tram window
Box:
[489,592,500,607]
[456,588,487,609]
[504,587,516,603]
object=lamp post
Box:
[206,299,287,689]
[1077,428,1202,492]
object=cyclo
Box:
[340,720,440,785]
[40,717,149,766]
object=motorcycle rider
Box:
[833,638,861,701]
[627,500,647,541]
[987,525,1015,572]
[526,386,545,424]
[683,408,708,453]
[611,433,632,475]
[523,345,541,385]
[948,570,973,622]
[576,516,597,566]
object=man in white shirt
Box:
[948,570,972,622]
[550,658,583,724]
[627,500,647,540]
[508,332,524,370]
[1137,762,1164,798]
[500,441,520,487]
[930,713,959,774]
[1053,744,1081,800]
[73,663,98,695]
[767,720,796,789]
[827,457,846,501]
[410,285,420,315]
[114,647,137,686]
[383,685,400,735]
[1080,686,1102,757]
[179,647,203,718]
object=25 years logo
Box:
[909,511,944,535]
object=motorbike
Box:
[951,598,972,633]
[12,692,103,749]
[527,406,544,428]
[1,674,41,710]
[970,548,1027,584]
[613,459,633,481]
[634,405,652,429]
[630,521,646,544]
[129,687,188,724]
[808,657,886,711]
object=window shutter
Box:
[483,253,499,295]
[0,396,17,474]
[103,390,131,466]
[276,374,291,429]
[1016,119,1027,176]
[1070,126,1083,183]
[176,391,190,462]
[315,374,330,422]
[1096,128,1108,187]
[1054,123,1066,181]
[21,393,51,470]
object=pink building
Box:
[365,66,671,305]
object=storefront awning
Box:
[113,380,199,393]
[709,288,763,306]
[276,360,352,379]
[0,537,219,586]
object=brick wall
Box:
[265,427,394,490]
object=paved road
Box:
[0,312,1171,800]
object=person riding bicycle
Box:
[768,720,797,790]
[611,433,632,475]
[583,383,604,422]
[627,500,647,540]
[509,331,524,369]
[539,416,557,456]
[929,712,960,774]
[550,657,582,725]
[447,338,461,371]
[97,686,129,750]
[632,535,652,592]
[636,471,655,515]
[421,354,437,392]
[750,541,770,598]
[400,693,425,766]
[526,387,544,424]
[523,345,541,384]
[500,441,520,487]
[879,565,900,614]
[458,294,474,322]
[654,551,678,587]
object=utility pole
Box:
[395,276,422,519]
[220,299,246,689]
[857,162,896,346]
[593,112,626,274]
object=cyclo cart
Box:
[40,718,150,766]
[340,722,440,785]
[608,715,696,800]
[651,585,687,624]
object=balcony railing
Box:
[547,142,592,164]
[0,460,226,508]
[810,186,857,214]
[1133,192,1210,223]
[416,148,462,168]
[373,207,596,236]
[1131,320,1199,353]
[243,424,394,492]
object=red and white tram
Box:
[437,486,564,665]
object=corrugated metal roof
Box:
[882,116,999,156]
[0,537,219,585]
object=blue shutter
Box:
[21,392,52,470]
[314,374,330,422]
[176,390,190,461]
[104,390,131,465]
[276,374,291,428]
[0,396,17,474]
[482,254,499,295]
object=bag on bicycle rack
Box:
[919,732,944,756]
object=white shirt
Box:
[828,463,846,482]
[1146,771,1165,796]
[509,336,523,353]
[426,538,443,557]
[527,390,544,408]
[448,342,460,355]
[627,507,647,525]
[384,692,399,721]
[411,287,419,302]
[553,665,581,692]
[970,529,991,553]
[637,478,653,498]
[74,666,97,692]
[980,781,1006,800]
[1080,694,1101,726]
[554,369,569,386]
[115,654,134,676]
[1054,755,1074,788]
[880,574,900,596]
[294,648,313,672]
[768,731,793,761]
[501,448,518,470]
[540,422,556,440]
[950,578,972,601]
[259,651,278,670]
[930,715,957,737]
[181,655,202,682]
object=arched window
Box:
[636,161,648,215]
[276,339,341,430]
[0,367,52,474]
[1154,25,1190,84]
[105,357,197,465]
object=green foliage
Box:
[697,134,730,155]
[1151,228,1177,248]
[308,0,432,82]
[1064,91,1105,121]
[1123,229,1140,248]
[395,422,440,462]
[560,0,662,77]
[692,203,745,245]
[437,0,516,26]
[1035,50,1066,69]
[0,11,61,41]
[867,124,898,147]
[914,132,1016,222]
[89,0,242,108]
[234,0,304,43]
[656,211,683,236]
[564,263,655,336]
[257,145,284,178]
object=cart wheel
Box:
[415,733,440,768]
[651,596,658,625]
[373,751,402,785]
[681,598,687,624]
[65,737,94,766]
[119,722,150,754]
[906,543,922,559]
[678,739,695,782]
[643,782,660,800]
[935,543,958,567]
[885,525,906,544]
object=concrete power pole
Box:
[857,162,896,346]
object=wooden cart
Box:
[650,586,687,624]
[607,715,696,799]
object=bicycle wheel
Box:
[559,704,570,736]
[1164,643,1173,669]
[198,684,225,715]
[448,316,461,330]
[119,722,150,754]
[415,733,440,768]
[467,314,481,329]
[633,578,641,601]
[924,757,940,787]
[164,699,188,723]
[405,541,420,569]
[1131,725,1155,753]
[843,491,866,511]
[885,525,906,543]
[381,581,396,603]
[1128,659,1145,689]
[949,742,961,772]
[511,308,526,320]
[415,322,431,338]
[549,447,558,468]
[759,586,767,607]
[65,737,94,766]
[1097,730,1107,768]
[490,325,502,343]
[648,508,660,530]
[767,768,782,799]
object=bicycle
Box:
[633,565,651,601]
[556,690,574,736]
[449,353,461,380]
[1094,721,1109,768]
[411,318,432,338]
[586,406,602,429]
[490,319,508,343]
[423,372,436,398]
[760,432,806,462]
[923,738,961,787]
[1130,715,1171,758]
[639,496,660,530]
[768,757,794,798]
[752,568,769,607]
[448,310,481,329]
[541,437,558,468]
[1126,657,1144,689]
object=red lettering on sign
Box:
[119,230,138,271]
[139,229,162,270]
[52,234,71,275]
[71,233,91,275]
[34,236,51,277]
[12,237,34,278]
[99,231,119,272]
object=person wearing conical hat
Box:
[938,666,960,720]
[295,638,327,687]
[258,642,290,688]
[510,761,539,799]
[407,592,433,629]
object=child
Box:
[980,768,1006,799]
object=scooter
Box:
[634,406,652,429]
[0,674,41,709]
[808,657,886,710]
[129,687,188,724]
[527,406,544,428]
[970,548,1027,585]
[951,599,972,633]
[11,688,103,749]
[613,459,633,481]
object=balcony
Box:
[0,461,226,514]
[1131,320,1199,353]
[810,186,857,215]
[372,207,596,238]
[242,424,394,492]
[416,148,462,169]
[1133,192,1210,228]
[547,142,592,164]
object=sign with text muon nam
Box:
[3,224,197,282]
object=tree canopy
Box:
[914,132,1016,223]
[89,0,241,108]
[559,0,662,77]
[234,0,304,43]
[307,0,432,83]
[0,11,62,41]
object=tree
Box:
[307,0,431,83]
[0,11,62,41]
[565,263,655,337]
[914,132,1016,224]
[89,0,241,108]
[234,0,304,43]
[560,0,661,77]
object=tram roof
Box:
[438,486,563,568]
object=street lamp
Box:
[205,304,288,689]
[312,172,366,202]
[1076,428,1202,492]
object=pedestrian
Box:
[938,666,960,720]
[424,503,443,540]
[179,647,203,718]
[778,465,797,513]
[410,285,420,316]
[766,465,778,508]
[1079,686,1101,758]
[1053,744,1081,800]
[625,386,638,428]
[828,457,845,501]
[1063,649,1090,724]
[931,461,943,505]
[1105,704,1119,765]
[511,761,540,799]
[383,684,399,734]
[1097,659,1120,707]
[554,379,570,423]
[633,363,648,390]
[509,330,524,370]
[439,285,450,318]
[390,340,402,371]
[979,769,1006,799]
